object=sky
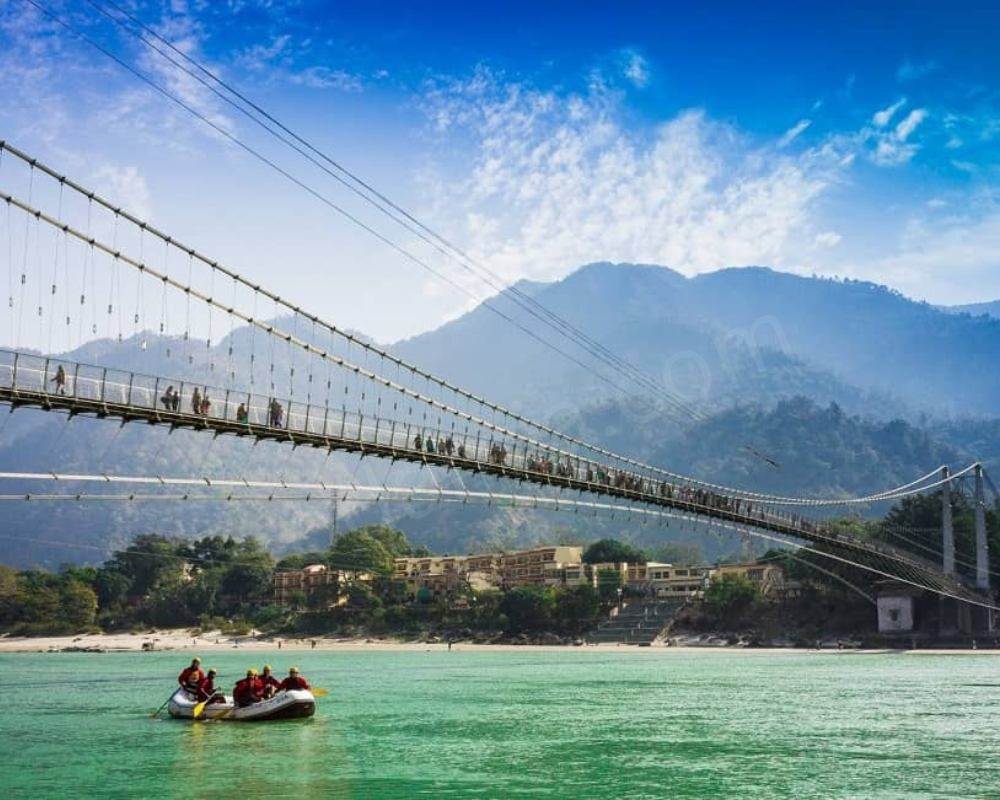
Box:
[0,0,998,345]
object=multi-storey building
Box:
[272,564,341,606]
[498,546,583,586]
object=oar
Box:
[312,688,329,697]
[192,699,208,720]
[150,693,174,718]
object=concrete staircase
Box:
[588,599,685,644]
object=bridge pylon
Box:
[941,466,955,576]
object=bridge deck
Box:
[0,348,983,604]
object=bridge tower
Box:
[942,466,955,575]
[974,464,990,591]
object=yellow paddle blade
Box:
[311,688,328,697]
[192,700,208,719]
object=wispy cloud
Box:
[620,49,649,88]
[778,119,811,147]
[235,33,365,91]
[866,202,1000,303]
[91,164,153,218]
[897,58,939,82]
[895,108,928,140]
[872,98,907,128]
[418,68,842,287]
[867,103,928,166]
[286,65,363,91]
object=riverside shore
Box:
[1,629,998,655]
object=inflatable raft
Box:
[167,688,316,721]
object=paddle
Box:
[192,699,208,720]
[311,688,329,697]
[150,694,174,718]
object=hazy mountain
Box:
[942,300,1000,320]
[394,263,905,421]
[396,263,1000,418]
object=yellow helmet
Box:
[207,668,217,675]
[245,668,254,677]
[289,666,299,674]
[262,664,272,671]
[191,657,201,664]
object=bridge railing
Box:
[0,348,606,483]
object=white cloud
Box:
[814,231,842,248]
[286,65,363,91]
[778,119,811,147]
[895,108,928,141]
[90,165,153,219]
[235,34,363,91]
[865,207,1000,303]
[866,105,928,166]
[621,50,649,88]
[873,98,906,128]
[418,69,843,286]
[236,34,292,71]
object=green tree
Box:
[59,579,98,629]
[218,538,274,606]
[554,585,600,634]
[328,530,395,574]
[0,565,18,626]
[704,574,760,628]
[353,525,413,558]
[583,538,647,564]
[104,534,183,598]
[595,568,623,605]
[499,586,556,633]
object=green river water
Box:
[2,649,999,799]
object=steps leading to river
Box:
[587,599,685,644]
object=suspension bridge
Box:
[0,136,997,623]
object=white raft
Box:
[167,688,316,721]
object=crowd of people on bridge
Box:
[178,657,311,708]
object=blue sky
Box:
[1,0,998,345]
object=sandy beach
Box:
[1,629,998,655]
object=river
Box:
[3,649,998,798]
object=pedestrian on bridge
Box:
[191,387,202,415]
[50,365,66,395]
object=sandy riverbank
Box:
[1,629,999,655]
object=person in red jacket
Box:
[278,666,310,692]
[178,657,204,695]
[233,669,264,707]
[260,664,281,699]
[196,668,224,705]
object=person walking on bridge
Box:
[50,364,66,395]
[191,387,202,415]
